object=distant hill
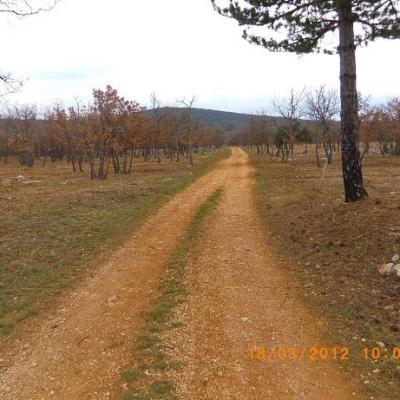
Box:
[0,108,254,135]
[147,108,331,133]
[0,107,314,134]
[146,107,256,130]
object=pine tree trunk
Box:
[337,1,368,202]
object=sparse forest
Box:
[0,86,225,179]
[228,89,400,174]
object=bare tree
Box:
[150,92,163,163]
[305,86,340,167]
[177,96,196,166]
[358,94,374,160]
[272,89,305,162]
[8,103,37,166]
[247,114,274,155]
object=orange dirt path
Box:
[0,152,235,399]
[163,148,361,399]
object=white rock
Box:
[373,369,380,374]
[392,264,400,277]
[379,263,394,275]
[392,254,400,263]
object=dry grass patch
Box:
[251,147,400,400]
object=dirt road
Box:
[164,148,360,399]
[0,148,360,399]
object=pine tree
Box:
[212,0,400,202]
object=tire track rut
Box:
[0,151,238,400]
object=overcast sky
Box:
[1,0,400,114]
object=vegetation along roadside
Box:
[250,149,400,400]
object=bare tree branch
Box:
[0,0,59,16]
[0,1,59,95]
[0,71,24,97]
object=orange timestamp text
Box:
[248,345,400,362]
[248,346,350,362]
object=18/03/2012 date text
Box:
[248,346,400,362]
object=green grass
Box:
[0,149,230,335]
[121,189,223,400]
